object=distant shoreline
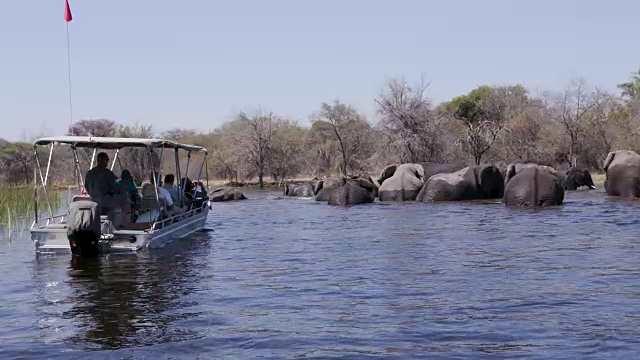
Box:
[5,173,608,192]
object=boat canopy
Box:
[33,136,207,153]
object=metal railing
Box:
[150,200,209,231]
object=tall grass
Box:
[0,186,62,229]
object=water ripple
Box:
[0,189,639,359]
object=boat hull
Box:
[30,204,210,255]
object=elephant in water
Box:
[377,163,425,201]
[561,167,596,190]
[283,181,315,197]
[415,165,504,202]
[314,177,345,202]
[210,187,247,202]
[603,150,640,198]
[314,175,377,206]
[503,163,564,206]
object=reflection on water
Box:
[1,188,640,359]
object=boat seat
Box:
[72,195,92,202]
[46,224,67,229]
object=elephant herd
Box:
[283,158,607,206]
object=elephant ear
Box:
[411,163,426,181]
[313,180,324,195]
[603,152,615,172]
[504,164,518,186]
[376,164,398,186]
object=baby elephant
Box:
[503,163,564,206]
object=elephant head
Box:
[478,164,505,198]
[376,164,398,186]
[504,163,518,187]
[563,167,596,190]
[349,175,379,199]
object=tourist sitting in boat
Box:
[116,169,140,220]
[85,152,124,212]
[192,180,208,208]
[140,172,185,217]
[162,174,182,205]
[181,177,194,208]
[116,170,139,199]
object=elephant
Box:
[561,167,596,190]
[315,175,378,202]
[314,177,346,202]
[209,187,247,202]
[283,181,315,197]
[503,163,564,206]
[377,163,425,201]
[510,163,560,177]
[603,150,640,198]
[420,161,468,181]
[415,165,504,202]
[327,177,376,206]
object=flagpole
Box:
[64,0,74,134]
[66,21,73,131]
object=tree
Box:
[440,85,526,165]
[67,119,117,137]
[0,142,33,184]
[313,101,373,177]
[617,67,640,100]
[546,78,607,167]
[115,123,159,184]
[223,111,276,188]
[163,128,198,140]
[375,77,446,163]
[268,119,306,184]
[304,120,336,176]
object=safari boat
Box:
[29,136,211,257]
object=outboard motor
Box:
[67,200,101,258]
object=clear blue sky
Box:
[1,0,638,141]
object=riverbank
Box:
[591,173,605,187]
[212,172,608,190]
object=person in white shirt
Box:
[141,172,176,215]
[162,174,182,205]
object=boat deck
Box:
[31,202,210,255]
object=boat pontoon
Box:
[29,136,211,256]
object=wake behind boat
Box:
[29,136,211,257]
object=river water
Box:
[1,188,639,359]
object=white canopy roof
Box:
[33,136,207,153]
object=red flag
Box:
[64,0,73,22]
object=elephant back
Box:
[503,166,564,206]
[604,150,640,172]
[416,167,471,202]
[378,163,425,201]
[327,181,375,206]
[421,162,467,182]
[314,177,342,201]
